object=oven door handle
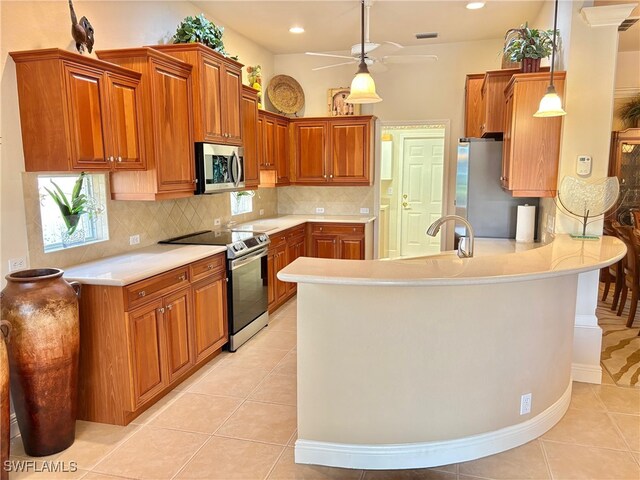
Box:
[230,248,268,271]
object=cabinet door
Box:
[286,236,305,294]
[274,244,288,301]
[482,71,513,136]
[223,66,243,145]
[258,115,267,168]
[340,236,365,260]
[275,120,290,184]
[63,64,109,169]
[264,116,276,169]
[107,73,145,170]
[192,275,228,364]
[465,74,485,138]
[501,93,514,190]
[311,234,338,259]
[267,250,276,310]
[127,300,166,407]
[242,91,260,188]
[152,62,195,192]
[292,121,327,183]
[329,120,370,184]
[201,57,224,143]
[163,288,194,384]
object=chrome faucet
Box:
[426,215,475,258]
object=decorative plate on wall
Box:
[267,75,305,115]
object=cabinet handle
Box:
[138,291,146,298]
[177,274,186,281]
[207,264,214,270]
[166,304,173,311]
[158,307,165,314]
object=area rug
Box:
[598,286,640,388]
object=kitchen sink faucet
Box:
[426,215,475,258]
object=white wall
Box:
[0,0,274,286]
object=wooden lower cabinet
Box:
[268,241,288,312]
[308,223,365,260]
[77,253,227,425]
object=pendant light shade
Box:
[534,0,565,117]
[346,0,382,104]
[534,85,566,117]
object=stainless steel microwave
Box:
[194,143,244,194]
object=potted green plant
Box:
[504,23,557,73]
[619,94,640,128]
[173,14,238,60]
[44,172,89,235]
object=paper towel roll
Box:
[516,205,536,243]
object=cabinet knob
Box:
[353,228,356,232]
[158,307,165,314]
[117,156,122,162]
[178,274,186,281]
[138,291,146,298]
[319,227,323,232]
[500,176,504,181]
[108,156,115,162]
[207,264,214,270]
[166,304,173,311]
[323,175,327,179]
[329,174,333,179]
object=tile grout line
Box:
[169,433,215,480]
[262,444,288,480]
[605,410,636,454]
[538,439,556,480]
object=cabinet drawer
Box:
[286,225,305,239]
[125,267,189,310]
[310,223,364,236]
[269,231,288,249]
[190,253,226,283]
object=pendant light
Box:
[345,0,382,104]
[534,0,566,117]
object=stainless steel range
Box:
[160,229,270,351]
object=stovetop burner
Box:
[159,229,270,259]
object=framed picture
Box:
[328,88,361,116]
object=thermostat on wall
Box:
[577,155,592,176]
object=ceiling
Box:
[193,1,548,55]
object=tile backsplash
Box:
[23,173,277,269]
[277,186,374,216]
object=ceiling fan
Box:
[305,0,438,72]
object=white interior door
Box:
[400,137,444,257]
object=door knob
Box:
[402,194,408,199]
[402,201,409,208]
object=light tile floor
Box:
[7,297,640,480]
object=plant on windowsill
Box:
[618,94,640,128]
[504,23,558,73]
[44,172,90,236]
[173,14,239,61]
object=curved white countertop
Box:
[63,244,227,286]
[279,235,626,286]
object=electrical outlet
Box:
[360,208,370,214]
[8,258,26,272]
[520,393,532,415]
[546,215,555,234]
[315,207,325,214]
[387,187,393,195]
[129,234,140,246]
[214,218,221,226]
[259,209,265,216]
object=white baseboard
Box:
[295,382,572,470]
[571,362,603,384]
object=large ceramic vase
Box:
[0,269,80,457]
[0,324,9,480]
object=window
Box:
[230,191,254,216]
[38,174,109,253]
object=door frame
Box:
[374,120,452,259]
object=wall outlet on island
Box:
[360,208,370,214]
[214,218,221,226]
[129,234,140,246]
[8,257,27,272]
[315,207,325,214]
[520,393,532,415]
[259,209,264,216]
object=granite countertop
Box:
[279,235,626,286]
[63,244,227,286]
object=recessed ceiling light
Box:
[466,2,486,9]
[289,26,305,34]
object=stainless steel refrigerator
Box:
[455,138,539,239]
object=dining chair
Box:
[612,224,639,328]
[601,222,623,304]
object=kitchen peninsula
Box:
[278,235,626,470]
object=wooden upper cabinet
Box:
[502,72,566,197]
[275,118,290,185]
[96,47,195,200]
[261,113,277,169]
[290,116,374,186]
[10,48,144,172]
[464,73,485,138]
[292,121,328,183]
[258,111,291,186]
[152,43,244,146]
[241,86,260,189]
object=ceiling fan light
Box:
[534,85,566,117]
[289,26,305,34]
[466,2,486,10]
[346,71,382,104]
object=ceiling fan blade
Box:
[382,54,438,64]
[371,41,404,58]
[312,61,357,71]
[305,52,355,60]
